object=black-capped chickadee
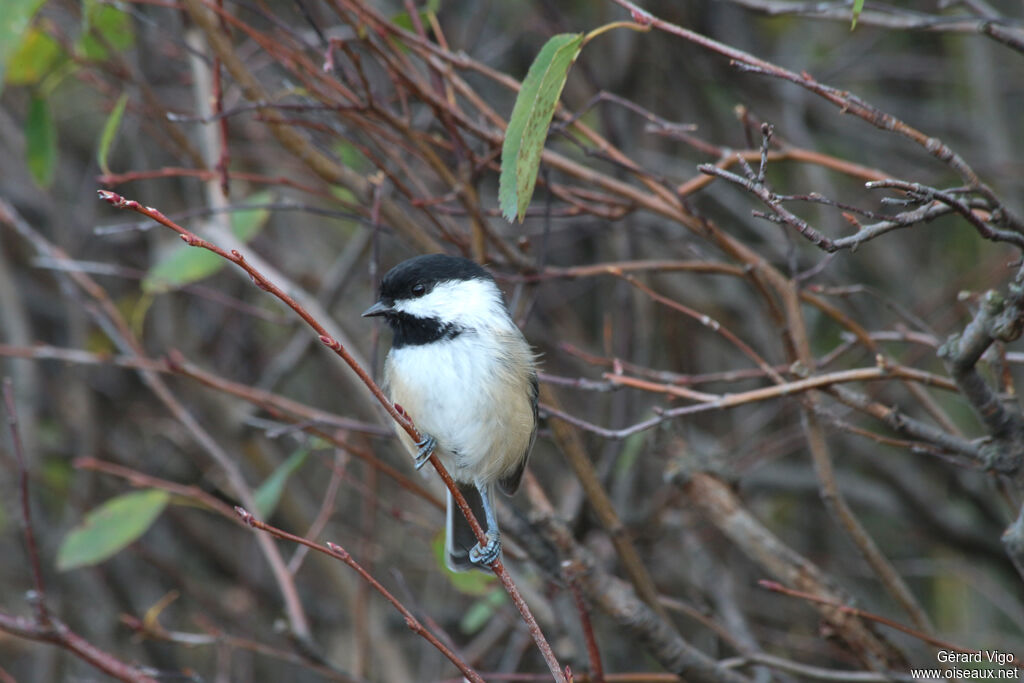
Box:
[363,254,538,571]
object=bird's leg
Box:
[413,433,436,470]
[468,483,501,566]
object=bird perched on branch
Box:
[363,254,538,571]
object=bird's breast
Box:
[384,333,534,484]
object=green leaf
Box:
[430,531,495,595]
[253,446,310,519]
[389,0,440,37]
[459,589,506,634]
[142,246,222,295]
[57,490,170,570]
[78,1,134,60]
[25,94,57,188]
[0,0,47,93]
[97,93,128,175]
[613,431,647,476]
[142,190,274,293]
[850,0,864,28]
[5,27,63,86]
[498,33,584,223]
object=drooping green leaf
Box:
[25,94,57,188]
[56,490,170,570]
[253,446,310,519]
[498,33,583,223]
[0,0,47,92]
[78,0,134,60]
[5,27,63,86]
[142,191,274,293]
[850,0,864,28]
[430,531,495,595]
[97,93,128,175]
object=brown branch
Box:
[758,581,1023,669]
[678,473,906,669]
[717,0,1024,55]
[234,508,485,683]
[605,364,957,404]
[564,560,606,683]
[0,198,314,643]
[521,475,753,683]
[97,189,566,683]
[2,379,46,609]
[179,0,443,254]
[74,457,244,522]
[1,384,159,683]
[0,611,160,683]
[541,384,670,623]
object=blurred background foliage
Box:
[1,0,1024,681]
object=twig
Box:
[939,289,1024,464]
[758,580,1022,668]
[235,508,484,682]
[0,611,160,683]
[720,653,915,682]
[545,362,957,440]
[699,162,838,251]
[288,449,348,575]
[1,385,160,682]
[611,0,1024,239]
[715,0,1024,55]
[2,379,46,611]
[678,473,905,668]
[74,457,244,522]
[119,614,356,681]
[522,476,753,683]
[2,198,314,643]
[97,189,567,683]
[564,560,605,683]
[865,179,1024,250]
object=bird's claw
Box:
[413,434,436,470]
[469,532,501,566]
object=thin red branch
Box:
[2,379,46,613]
[97,189,566,683]
[235,507,485,682]
[0,611,160,683]
[565,561,605,683]
[759,580,1022,668]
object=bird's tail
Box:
[445,483,488,572]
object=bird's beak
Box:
[362,300,391,318]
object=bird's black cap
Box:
[366,254,492,314]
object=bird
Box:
[363,254,538,571]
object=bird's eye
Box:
[411,283,426,297]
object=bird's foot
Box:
[469,532,501,566]
[413,434,436,470]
